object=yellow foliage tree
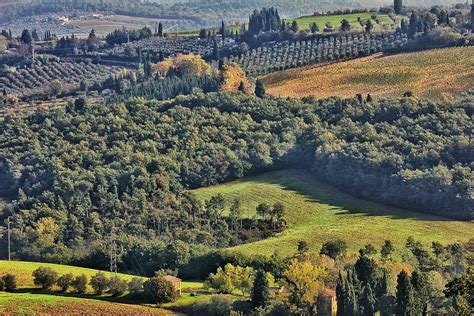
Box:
[219,62,252,93]
[283,259,328,312]
[36,217,60,244]
[153,54,210,77]
[206,263,254,295]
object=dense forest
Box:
[0,88,472,267]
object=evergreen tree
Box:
[360,284,375,316]
[310,22,319,34]
[238,81,246,93]
[220,20,226,41]
[20,29,32,44]
[396,270,414,316]
[255,79,266,98]
[212,39,219,60]
[381,240,394,261]
[394,0,403,15]
[345,272,359,315]
[158,22,163,37]
[400,19,408,34]
[471,2,474,33]
[340,19,351,32]
[31,29,39,41]
[408,12,418,39]
[290,20,299,32]
[336,272,346,316]
[365,20,373,33]
[251,270,270,308]
[199,29,206,40]
[411,271,429,315]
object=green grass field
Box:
[288,12,400,32]
[178,12,401,36]
[0,260,203,291]
[192,169,473,257]
[0,261,204,314]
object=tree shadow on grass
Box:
[250,168,459,222]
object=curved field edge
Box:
[262,46,474,102]
[191,169,473,257]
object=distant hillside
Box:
[263,46,474,101]
[0,0,463,27]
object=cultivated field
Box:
[0,292,174,315]
[193,169,473,257]
[262,46,474,101]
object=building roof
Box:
[322,288,336,297]
[162,275,182,283]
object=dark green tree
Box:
[255,79,266,98]
[310,22,319,33]
[252,270,270,308]
[365,20,373,33]
[381,240,394,261]
[396,270,414,316]
[33,267,58,290]
[20,29,32,44]
[408,12,418,39]
[394,0,402,14]
[360,284,375,316]
[340,19,351,32]
[411,271,429,315]
[290,20,299,32]
[158,22,163,37]
[320,240,348,260]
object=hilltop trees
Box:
[247,7,281,36]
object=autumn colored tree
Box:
[219,62,251,93]
[284,259,328,313]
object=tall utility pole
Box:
[109,223,118,275]
[7,216,11,261]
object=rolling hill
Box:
[262,46,474,101]
[192,169,473,257]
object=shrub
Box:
[109,276,128,296]
[128,277,144,297]
[143,276,178,304]
[320,239,348,260]
[32,267,59,290]
[72,274,88,294]
[2,274,17,292]
[0,277,4,291]
[90,272,110,295]
[191,295,235,315]
[56,273,74,292]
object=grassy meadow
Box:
[288,12,400,32]
[262,46,474,101]
[0,260,203,291]
[192,169,473,257]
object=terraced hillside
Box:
[192,169,473,257]
[262,46,474,101]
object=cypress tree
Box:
[408,12,418,39]
[21,29,32,45]
[394,0,403,15]
[360,284,375,316]
[212,39,219,60]
[220,20,226,41]
[158,22,163,37]
[252,270,270,308]
[411,271,429,315]
[471,2,474,32]
[396,270,414,316]
[255,79,266,98]
[336,272,346,316]
[238,81,246,93]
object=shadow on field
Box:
[251,168,452,222]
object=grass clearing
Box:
[192,169,473,257]
[289,12,400,32]
[262,47,474,102]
